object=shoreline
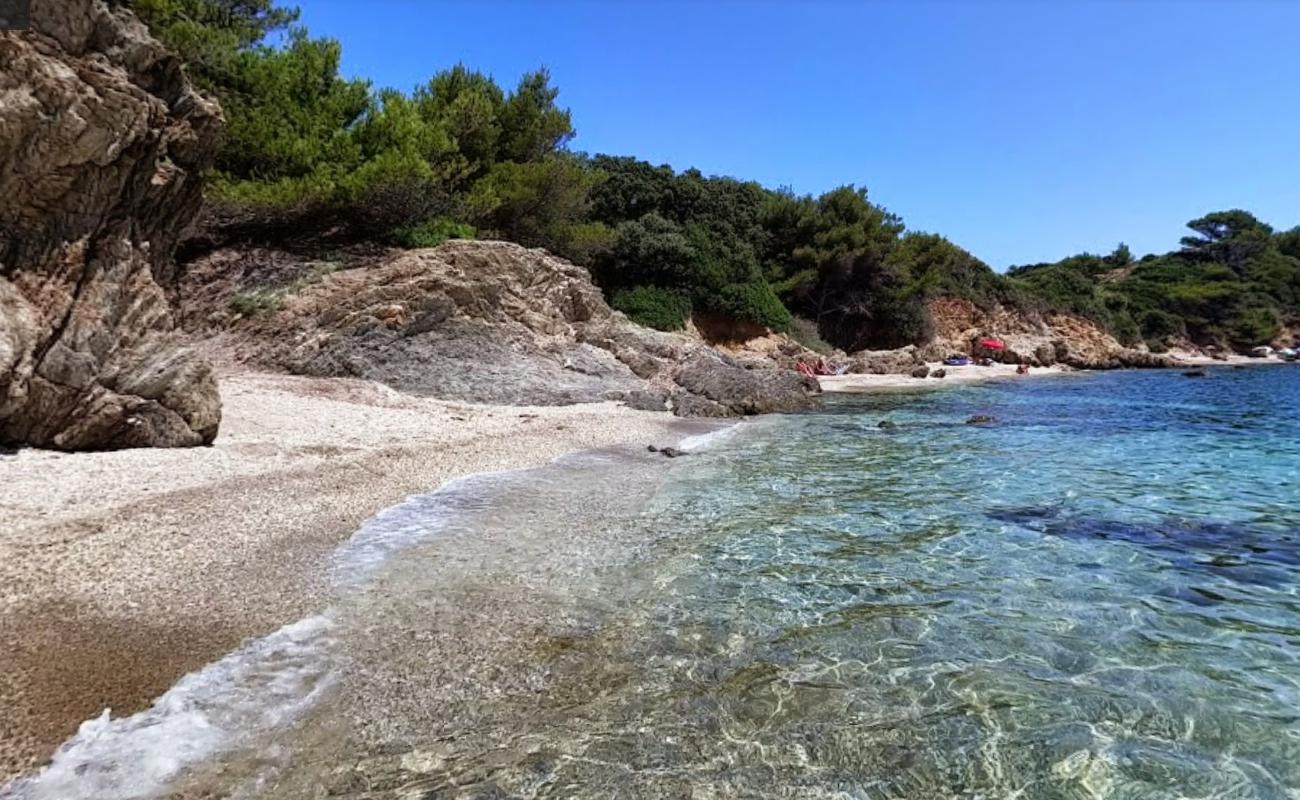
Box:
[0,371,698,785]
[817,361,1070,392]
[3,358,1291,785]
[817,354,1293,393]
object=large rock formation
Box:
[0,0,222,450]
[179,240,818,416]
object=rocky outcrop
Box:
[0,0,222,450]
[181,241,818,417]
[849,346,925,375]
[928,298,1175,370]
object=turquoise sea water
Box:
[607,366,1300,798]
[9,366,1300,799]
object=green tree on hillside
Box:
[129,0,300,89]
[1180,209,1273,272]
[130,0,1297,351]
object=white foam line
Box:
[4,436,704,799]
[1,615,337,800]
[678,421,745,452]
[329,469,513,589]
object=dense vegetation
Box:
[130,0,1297,351]
[1009,211,1300,350]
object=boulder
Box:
[0,0,223,450]
[849,346,923,375]
[910,365,931,379]
[1033,343,1057,367]
[931,368,947,379]
[672,350,816,416]
[622,389,669,412]
[1117,350,1176,369]
[669,392,731,418]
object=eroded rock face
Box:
[0,0,222,450]
[183,240,818,417]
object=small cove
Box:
[8,367,1300,799]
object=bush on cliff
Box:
[612,286,692,331]
[392,219,476,249]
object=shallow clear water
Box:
[595,367,1300,799]
[11,367,1300,799]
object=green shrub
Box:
[612,286,692,331]
[1229,307,1280,348]
[1109,312,1141,346]
[1138,309,1184,340]
[392,218,476,249]
[208,172,339,213]
[787,316,834,354]
[229,289,282,316]
[710,281,793,332]
[228,261,341,316]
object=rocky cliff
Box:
[0,0,222,450]
[178,240,819,416]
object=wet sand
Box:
[0,371,686,784]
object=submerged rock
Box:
[0,0,223,450]
[1183,369,1208,378]
[877,420,898,431]
[966,414,997,425]
[646,444,685,458]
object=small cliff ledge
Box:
[0,0,222,450]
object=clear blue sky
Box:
[298,1,1299,269]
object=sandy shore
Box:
[1166,349,1294,368]
[818,353,1295,393]
[818,361,1069,392]
[0,371,689,784]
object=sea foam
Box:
[1,615,336,800]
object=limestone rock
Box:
[0,0,222,450]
